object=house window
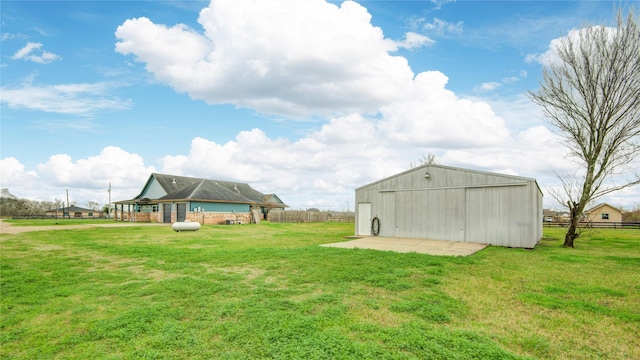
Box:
[601,213,609,220]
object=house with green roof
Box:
[114,173,287,224]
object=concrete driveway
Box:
[321,236,488,256]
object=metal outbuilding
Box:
[355,164,543,248]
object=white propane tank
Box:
[172,220,201,232]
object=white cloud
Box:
[115,0,414,117]
[423,18,464,35]
[2,147,157,204]
[155,119,596,210]
[379,71,510,148]
[11,42,61,64]
[439,125,575,186]
[112,0,513,155]
[158,118,402,209]
[395,32,435,49]
[430,0,456,11]
[502,76,519,84]
[476,81,502,91]
[525,26,616,66]
[473,70,527,93]
[2,32,29,41]
[0,81,132,115]
[156,93,548,209]
[0,157,39,189]
[480,93,544,131]
[37,146,154,189]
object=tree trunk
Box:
[563,222,579,247]
[563,201,581,248]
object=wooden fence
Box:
[268,210,354,223]
[544,221,640,229]
[12,214,107,220]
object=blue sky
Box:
[1,0,638,211]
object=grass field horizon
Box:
[1,221,638,359]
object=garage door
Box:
[176,203,187,222]
[394,188,465,241]
[163,204,172,223]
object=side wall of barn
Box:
[355,165,542,248]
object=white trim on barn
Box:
[354,164,543,248]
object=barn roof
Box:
[355,164,541,192]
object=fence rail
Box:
[268,210,354,223]
[12,214,107,220]
[544,221,640,229]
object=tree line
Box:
[0,190,106,217]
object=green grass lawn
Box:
[1,222,638,359]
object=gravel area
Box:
[0,219,166,234]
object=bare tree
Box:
[622,203,640,222]
[87,201,101,211]
[410,153,438,168]
[529,9,640,247]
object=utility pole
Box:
[66,189,70,218]
[108,182,111,218]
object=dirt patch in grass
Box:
[32,244,65,251]
[0,219,165,234]
[207,265,266,280]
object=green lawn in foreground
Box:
[1,223,638,359]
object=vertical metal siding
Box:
[533,184,543,244]
[391,188,465,241]
[354,165,543,248]
[465,185,531,247]
[378,192,396,237]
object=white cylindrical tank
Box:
[172,220,201,232]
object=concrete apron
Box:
[321,236,489,256]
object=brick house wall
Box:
[133,210,251,225]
